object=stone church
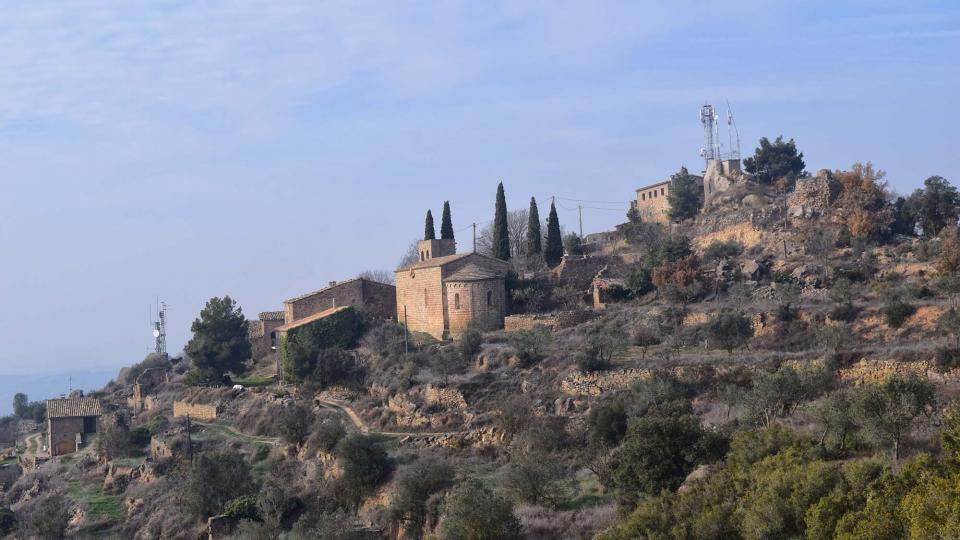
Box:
[395,238,509,340]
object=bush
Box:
[587,401,628,447]
[439,480,522,540]
[0,507,15,536]
[390,457,455,538]
[362,322,408,359]
[310,417,346,453]
[577,352,612,373]
[184,451,256,518]
[706,310,753,354]
[278,401,313,448]
[334,434,394,509]
[224,495,260,520]
[507,325,552,368]
[129,426,151,448]
[702,240,743,264]
[146,415,170,436]
[934,347,960,373]
[458,328,483,359]
[22,496,69,540]
[829,301,859,322]
[626,266,654,297]
[882,298,917,329]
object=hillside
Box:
[2,166,960,539]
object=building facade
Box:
[47,397,103,456]
[395,239,509,340]
[247,311,286,360]
[283,277,396,324]
[632,180,672,224]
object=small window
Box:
[454,293,460,309]
[661,187,665,195]
[486,291,493,306]
[641,193,645,201]
[270,331,276,347]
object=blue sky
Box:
[0,1,957,376]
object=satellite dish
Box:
[152,329,161,337]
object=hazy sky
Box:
[1,1,957,376]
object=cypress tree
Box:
[544,201,563,267]
[492,182,510,260]
[527,197,542,256]
[424,210,436,240]
[440,201,455,240]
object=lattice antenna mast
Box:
[726,100,741,160]
[153,301,167,357]
[699,104,720,165]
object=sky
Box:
[0,1,957,379]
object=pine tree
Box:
[667,166,702,222]
[526,197,542,256]
[440,201,455,240]
[424,210,436,240]
[492,182,510,260]
[544,202,563,267]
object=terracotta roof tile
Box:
[258,311,285,321]
[47,398,103,419]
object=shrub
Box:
[278,401,313,448]
[0,507,15,536]
[829,301,859,322]
[146,415,170,436]
[501,454,568,506]
[495,395,535,440]
[702,240,743,264]
[587,401,628,447]
[21,496,69,540]
[390,457,455,538]
[651,255,704,304]
[577,352,612,372]
[882,298,917,329]
[706,310,753,354]
[184,451,256,518]
[224,495,260,520]
[625,266,654,297]
[362,322,408,359]
[129,426,151,448]
[458,328,483,359]
[934,347,960,373]
[439,480,522,540]
[507,325,551,368]
[310,417,346,453]
[334,434,394,509]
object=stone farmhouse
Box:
[47,397,103,456]
[249,277,396,360]
[396,239,510,340]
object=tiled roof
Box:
[275,306,351,332]
[258,311,285,321]
[284,277,361,304]
[47,398,103,419]
[444,263,505,282]
[397,252,473,271]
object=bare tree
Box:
[396,240,420,269]
[359,269,395,285]
[477,209,542,264]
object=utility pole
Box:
[578,205,583,239]
[186,415,194,462]
[472,223,477,253]
[403,306,409,354]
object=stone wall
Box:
[634,181,671,224]
[396,266,447,339]
[445,279,506,337]
[504,314,561,331]
[788,174,838,219]
[173,401,218,421]
[424,385,468,409]
[48,417,86,456]
[284,278,396,324]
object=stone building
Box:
[47,397,103,456]
[703,158,744,203]
[247,311,286,360]
[632,172,705,224]
[283,277,396,324]
[395,239,510,340]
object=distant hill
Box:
[0,370,116,416]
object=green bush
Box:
[507,325,551,368]
[458,328,483,359]
[224,495,260,520]
[0,507,15,536]
[184,451,256,518]
[829,301,859,322]
[702,239,743,264]
[146,415,169,436]
[440,480,522,540]
[882,298,917,329]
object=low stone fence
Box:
[173,401,218,421]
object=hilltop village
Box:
[3,109,960,539]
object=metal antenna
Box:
[725,100,741,160]
[699,103,717,165]
[153,301,168,357]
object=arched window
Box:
[486,290,493,306]
[270,331,276,347]
[661,187,665,195]
[454,293,460,309]
[424,288,428,305]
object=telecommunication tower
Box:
[725,100,741,160]
[699,104,720,164]
[152,301,167,357]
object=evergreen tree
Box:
[185,296,251,383]
[667,166,702,222]
[492,182,511,260]
[544,202,564,267]
[440,201,455,240]
[743,135,806,185]
[424,210,435,240]
[526,197,542,256]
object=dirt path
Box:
[22,431,44,456]
[194,422,281,446]
[315,398,466,438]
